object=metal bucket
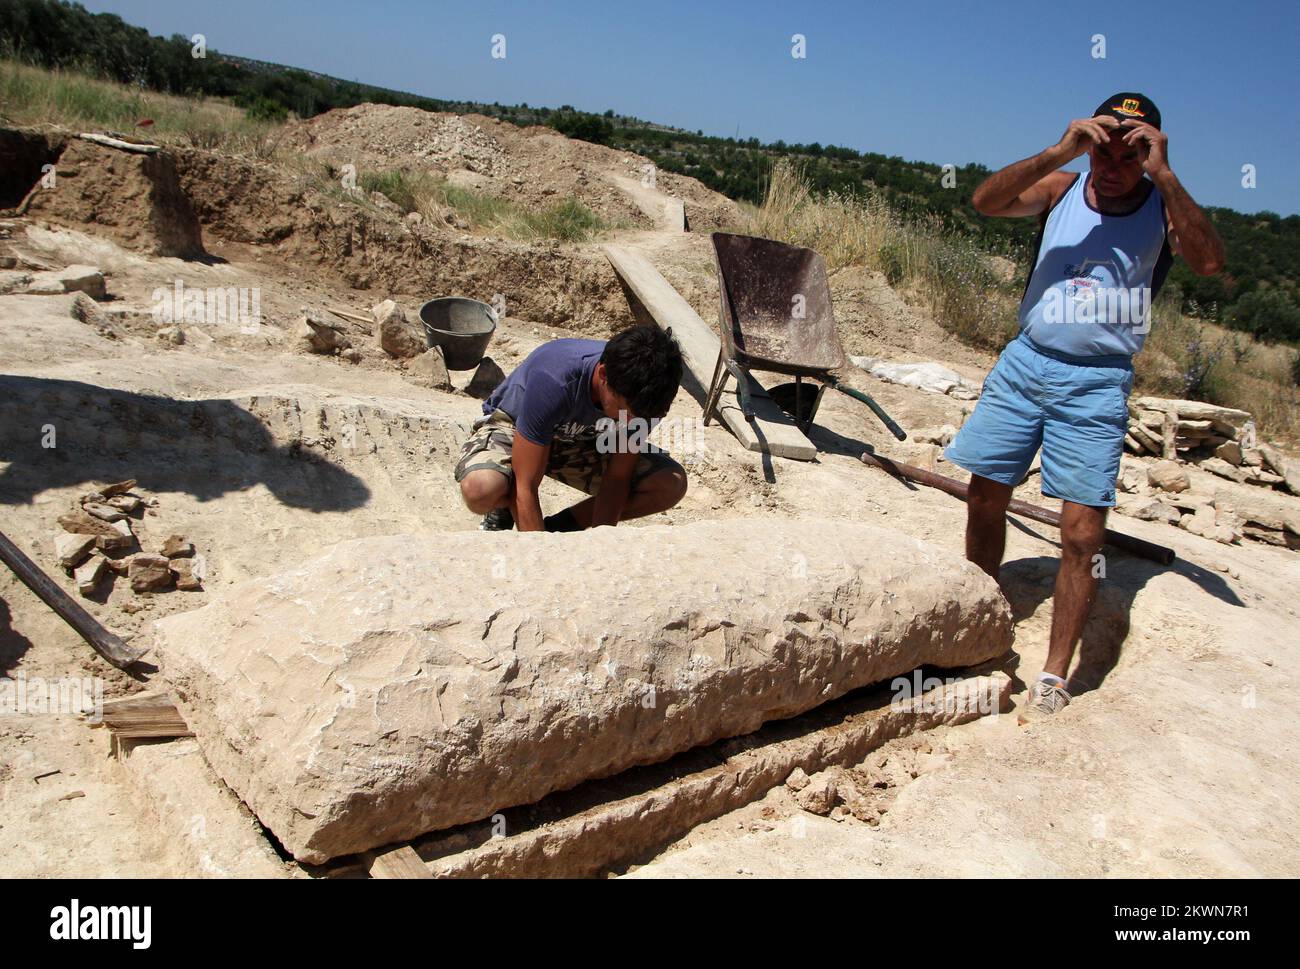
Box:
[419,297,497,371]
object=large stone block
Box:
[155,519,1012,862]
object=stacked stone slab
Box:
[155,519,1013,863]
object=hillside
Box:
[3,0,1299,341]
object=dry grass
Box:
[305,166,612,244]
[753,159,1300,444]
[1141,297,1300,445]
[0,58,286,158]
[750,159,1018,351]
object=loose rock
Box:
[74,553,107,595]
[374,299,425,359]
[54,532,95,569]
[465,356,506,399]
[1147,460,1190,493]
[155,518,1013,863]
[408,347,452,390]
[128,553,173,592]
[161,535,194,558]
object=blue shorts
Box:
[944,334,1134,508]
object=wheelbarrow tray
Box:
[705,233,908,442]
[710,232,848,376]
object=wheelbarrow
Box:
[703,232,907,441]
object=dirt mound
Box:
[20,137,204,259]
[172,146,631,333]
[282,104,742,232]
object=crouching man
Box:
[456,323,688,532]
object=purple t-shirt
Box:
[483,339,607,445]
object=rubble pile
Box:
[1124,396,1299,496]
[50,479,205,597]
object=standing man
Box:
[946,93,1224,722]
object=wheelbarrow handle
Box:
[829,381,908,441]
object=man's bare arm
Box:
[973,116,1119,218]
[510,434,550,532]
[1122,123,1225,276]
[590,450,637,527]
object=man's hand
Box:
[1053,115,1121,161]
[1120,121,1170,177]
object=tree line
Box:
[3,0,1297,343]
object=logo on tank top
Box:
[1043,258,1151,333]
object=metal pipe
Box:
[858,452,1176,566]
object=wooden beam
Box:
[365,845,434,879]
[0,529,146,669]
[94,690,193,739]
[78,132,160,154]
[602,245,816,461]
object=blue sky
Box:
[83,0,1300,214]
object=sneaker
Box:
[1018,679,1071,724]
[479,507,514,531]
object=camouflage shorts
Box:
[454,409,680,496]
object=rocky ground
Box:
[1,108,1298,878]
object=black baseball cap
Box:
[1094,92,1161,130]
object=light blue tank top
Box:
[1019,173,1171,358]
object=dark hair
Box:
[601,324,683,419]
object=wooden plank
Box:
[365,845,434,880]
[94,689,193,739]
[0,529,146,669]
[602,245,816,461]
[78,132,160,154]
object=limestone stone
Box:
[297,312,350,355]
[54,531,95,568]
[1201,457,1246,483]
[82,501,125,522]
[1215,488,1300,534]
[785,767,811,792]
[910,425,958,447]
[129,553,173,592]
[794,771,842,816]
[154,519,1013,863]
[373,299,424,359]
[1131,397,1250,426]
[106,494,141,513]
[1147,460,1189,493]
[408,347,451,391]
[23,265,107,299]
[1258,443,1288,478]
[1215,440,1243,466]
[161,534,194,558]
[169,557,202,591]
[74,553,106,595]
[1115,496,1180,525]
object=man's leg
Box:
[564,463,688,527]
[1042,500,1107,680]
[965,474,1014,580]
[458,468,511,515]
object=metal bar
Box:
[0,529,147,669]
[858,453,1175,566]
